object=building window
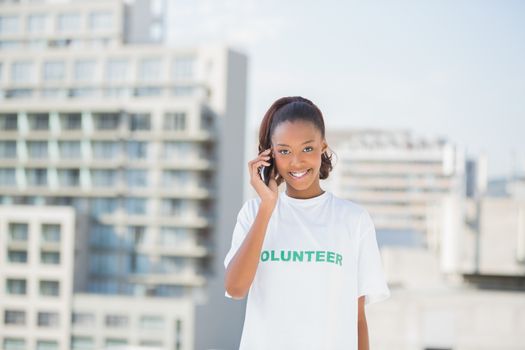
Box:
[26,168,48,186]
[139,315,164,330]
[11,61,34,83]
[43,61,65,81]
[40,280,60,297]
[90,198,117,216]
[27,141,48,158]
[0,113,18,130]
[90,253,118,275]
[105,315,128,328]
[27,14,47,33]
[41,251,60,265]
[74,60,96,82]
[57,13,81,32]
[89,11,112,31]
[129,113,150,131]
[161,199,183,216]
[105,339,127,349]
[72,313,95,327]
[37,311,59,327]
[162,170,190,188]
[71,337,94,350]
[154,284,184,297]
[28,113,50,130]
[92,141,119,159]
[138,58,161,81]
[127,141,147,159]
[172,56,194,80]
[127,226,146,246]
[164,112,186,131]
[4,310,25,325]
[58,140,81,158]
[0,168,17,186]
[42,224,61,242]
[6,279,27,295]
[94,113,120,130]
[125,197,147,215]
[0,141,17,158]
[162,141,193,160]
[57,169,80,187]
[128,253,149,274]
[3,338,25,350]
[140,340,163,348]
[36,341,58,350]
[8,223,28,241]
[91,169,116,187]
[134,86,162,97]
[7,250,28,263]
[126,169,147,188]
[105,59,128,81]
[0,16,19,34]
[159,227,190,246]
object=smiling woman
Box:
[224,96,390,350]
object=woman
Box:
[224,96,390,349]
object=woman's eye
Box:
[304,146,313,152]
[278,150,290,155]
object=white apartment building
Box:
[0,206,74,350]
[0,1,248,349]
[325,129,465,248]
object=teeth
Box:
[290,170,308,177]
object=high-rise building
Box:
[0,1,248,349]
[325,129,465,248]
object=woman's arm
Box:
[224,202,275,299]
[358,295,369,350]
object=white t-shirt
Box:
[224,190,390,350]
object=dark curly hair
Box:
[258,96,334,179]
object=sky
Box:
[167,0,525,178]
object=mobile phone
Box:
[258,154,274,186]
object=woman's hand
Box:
[248,148,282,207]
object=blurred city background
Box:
[0,0,524,350]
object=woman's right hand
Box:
[248,148,281,206]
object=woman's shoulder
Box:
[328,191,369,215]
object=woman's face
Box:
[271,120,327,199]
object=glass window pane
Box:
[36,340,58,350]
[39,280,60,296]
[37,312,59,327]
[26,168,48,186]
[138,58,161,81]
[27,14,47,33]
[11,62,34,83]
[6,279,27,295]
[0,16,19,34]
[58,141,81,158]
[106,59,128,81]
[74,60,96,82]
[9,223,28,241]
[172,56,194,80]
[42,224,61,242]
[0,168,17,186]
[57,13,81,32]
[89,12,112,31]
[3,338,25,350]
[43,61,65,81]
[91,169,116,187]
[4,310,25,325]
[0,141,17,158]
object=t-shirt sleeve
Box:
[357,209,391,306]
[223,199,257,299]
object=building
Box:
[0,1,248,349]
[325,129,465,249]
